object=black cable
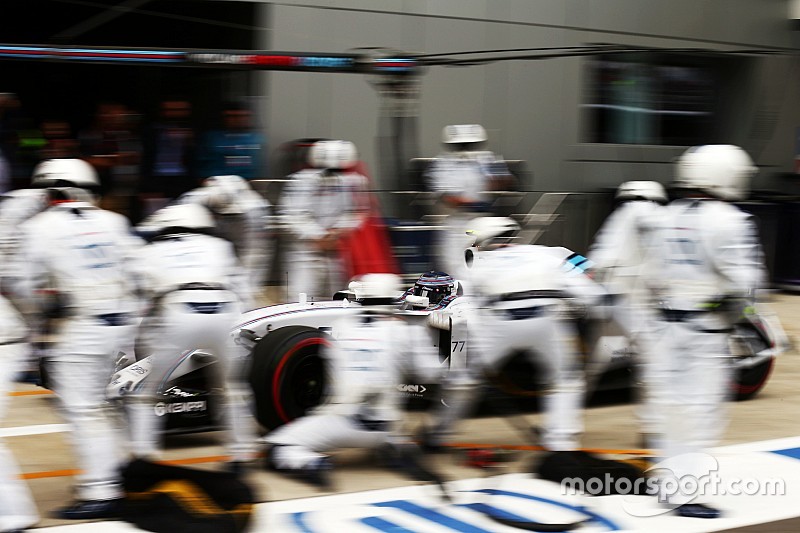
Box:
[420,45,785,67]
[414,44,628,59]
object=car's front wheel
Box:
[249,326,330,431]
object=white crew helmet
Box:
[442,124,487,145]
[347,273,402,306]
[674,145,757,201]
[203,175,249,215]
[615,181,667,204]
[308,140,357,170]
[31,158,100,189]
[465,216,521,248]
[147,203,215,232]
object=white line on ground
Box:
[0,424,70,438]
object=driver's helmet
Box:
[411,271,457,307]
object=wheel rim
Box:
[272,337,330,423]
[291,353,326,410]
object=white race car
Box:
[108,271,787,433]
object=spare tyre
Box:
[730,322,775,401]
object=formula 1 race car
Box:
[107,273,788,434]
[108,271,470,433]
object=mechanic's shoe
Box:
[416,427,446,454]
[674,503,722,519]
[225,461,247,477]
[638,433,659,451]
[13,370,40,385]
[52,498,123,520]
[264,446,332,490]
[383,442,442,483]
[299,457,332,490]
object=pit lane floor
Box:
[4,292,799,532]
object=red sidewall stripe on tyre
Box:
[272,337,330,424]
[736,356,775,396]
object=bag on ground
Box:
[121,459,256,533]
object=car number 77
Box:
[451,341,466,352]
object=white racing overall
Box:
[643,198,766,493]
[266,316,442,470]
[424,151,510,283]
[127,232,258,462]
[0,295,38,530]
[13,201,141,502]
[279,169,368,301]
[430,245,606,451]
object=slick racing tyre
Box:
[731,322,775,401]
[733,357,775,401]
[249,326,330,431]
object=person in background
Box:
[279,140,369,301]
[0,94,26,186]
[200,102,266,181]
[424,124,514,283]
[40,119,80,161]
[10,158,141,519]
[176,174,272,293]
[80,102,142,220]
[143,98,196,203]
[0,185,51,381]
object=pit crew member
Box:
[642,145,767,518]
[11,158,142,519]
[422,217,606,456]
[588,180,667,445]
[264,273,446,487]
[424,124,514,283]
[278,140,369,301]
[126,203,259,469]
[177,174,272,292]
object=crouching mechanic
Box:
[422,217,606,456]
[11,158,142,519]
[126,203,259,469]
[265,274,446,488]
